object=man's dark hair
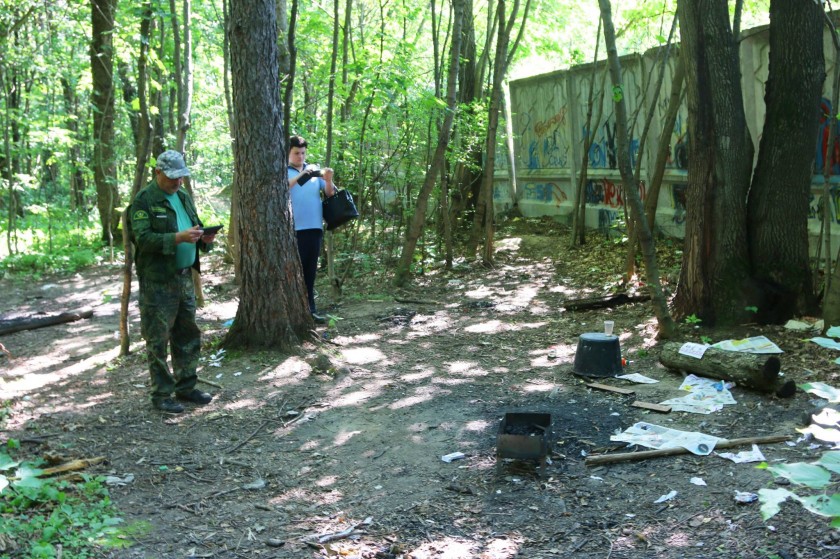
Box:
[289,135,308,149]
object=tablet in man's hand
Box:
[202,225,223,235]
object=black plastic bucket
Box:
[573,332,622,377]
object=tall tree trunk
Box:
[748,0,823,324]
[673,0,753,325]
[449,0,480,220]
[569,21,604,248]
[173,0,193,152]
[598,0,675,339]
[394,0,464,286]
[469,0,531,261]
[283,0,299,147]
[90,0,120,244]
[624,11,678,279]
[119,4,156,357]
[225,0,310,350]
[324,0,340,297]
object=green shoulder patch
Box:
[133,210,149,220]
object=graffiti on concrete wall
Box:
[817,98,840,175]
[521,182,569,205]
[671,183,687,224]
[584,178,647,208]
[587,121,640,169]
[523,108,571,170]
[598,208,620,230]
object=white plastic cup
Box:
[604,320,615,336]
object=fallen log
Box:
[584,434,791,466]
[659,341,795,397]
[562,292,650,311]
[0,309,93,336]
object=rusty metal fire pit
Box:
[496,412,551,476]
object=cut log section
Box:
[562,292,651,311]
[0,309,94,336]
[659,342,795,397]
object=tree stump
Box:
[659,342,795,397]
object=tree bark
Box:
[673,0,753,326]
[598,0,675,338]
[659,342,794,396]
[225,0,310,350]
[747,0,823,324]
[90,0,120,244]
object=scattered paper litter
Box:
[616,373,659,384]
[655,490,678,503]
[104,474,135,486]
[659,374,736,414]
[734,491,758,504]
[716,444,766,463]
[784,319,816,331]
[712,336,782,354]
[800,382,840,403]
[441,452,466,463]
[809,337,840,351]
[611,421,721,455]
[690,477,707,486]
[678,342,709,359]
[811,407,840,428]
[797,423,840,445]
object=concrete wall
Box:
[496,20,840,252]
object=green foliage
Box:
[757,451,840,525]
[745,306,758,313]
[0,447,135,557]
[700,335,712,345]
[684,314,702,325]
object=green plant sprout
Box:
[684,314,702,325]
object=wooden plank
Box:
[586,382,635,395]
[631,400,671,413]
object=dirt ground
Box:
[2,220,840,559]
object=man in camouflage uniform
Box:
[130,150,217,413]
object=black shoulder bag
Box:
[322,189,359,231]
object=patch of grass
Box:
[0,442,139,557]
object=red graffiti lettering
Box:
[534,108,567,138]
[603,179,622,207]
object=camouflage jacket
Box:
[129,180,212,283]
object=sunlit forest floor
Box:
[2,218,838,558]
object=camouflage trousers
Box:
[139,274,201,401]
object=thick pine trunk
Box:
[747,0,824,324]
[674,0,753,325]
[225,0,310,350]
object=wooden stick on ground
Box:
[584,434,791,466]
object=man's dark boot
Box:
[176,389,213,405]
[153,398,184,414]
